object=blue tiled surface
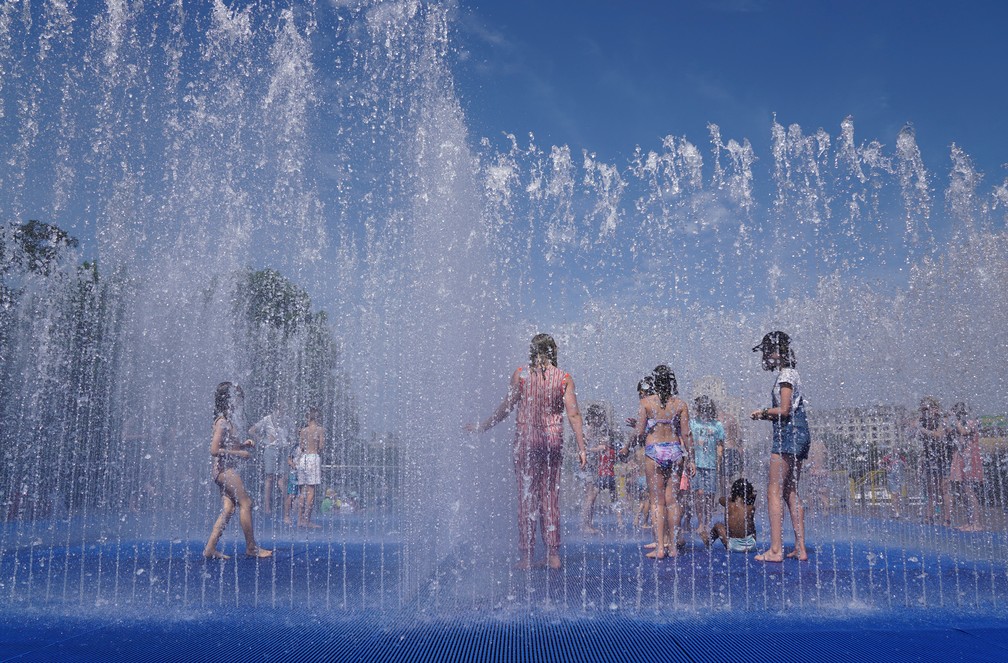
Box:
[1,517,1006,661]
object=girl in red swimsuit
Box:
[467,334,587,570]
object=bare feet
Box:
[547,553,562,570]
[246,547,273,558]
[645,548,666,559]
[699,528,711,547]
[644,542,658,550]
[514,556,533,571]
[203,549,230,560]
[755,550,784,563]
[786,549,809,561]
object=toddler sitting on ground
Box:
[711,478,757,552]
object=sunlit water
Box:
[0,0,1005,623]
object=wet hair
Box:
[951,402,969,421]
[693,395,717,421]
[637,375,655,396]
[307,406,321,424]
[919,396,941,430]
[753,331,797,368]
[214,382,242,420]
[585,404,607,427]
[529,333,558,369]
[652,364,678,407]
[731,478,756,505]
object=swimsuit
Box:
[728,535,757,553]
[513,364,569,556]
[643,408,685,470]
[645,441,684,469]
[297,453,322,486]
[210,417,241,486]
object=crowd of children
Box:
[577,382,755,556]
[559,331,806,563]
[206,329,813,567]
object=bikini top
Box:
[643,401,682,441]
[645,418,676,434]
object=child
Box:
[950,402,984,532]
[204,382,272,559]
[712,478,757,552]
[580,404,618,535]
[320,488,336,515]
[690,395,725,546]
[633,365,694,559]
[626,378,654,531]
[296,406,326,528]
[750,331,810,562]
[630,446,651,530]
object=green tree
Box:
[232,268,361,494]
[1,222,124,518]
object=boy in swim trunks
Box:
[711,478,757,552]
[296,407,325,528]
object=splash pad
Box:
[1,1,1007,660]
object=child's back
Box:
[713,478,757,552]
[726,496,756,539]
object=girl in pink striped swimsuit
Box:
[467,334,587,570]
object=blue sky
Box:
[455,0,1008,182]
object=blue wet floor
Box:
[2,605,1007,662]
[1,517,1007,661]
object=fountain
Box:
[1,0,1006,660]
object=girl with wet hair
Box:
[528,332,558,370]
[917,396,954,526]
[750,331,810,562]
[466,333,587,570]
[632,364,694,559]
[580,404,618,535]
[949,402,984,531]
[204,382,272,559]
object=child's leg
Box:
[756,454,786,562]
[581,482,599,532]
[711,522,729,549]
[695,490,713,545]
[219,469,271,557]
[301,485,318,526]
[663,474,682,557]
[204,492,236,558]
[296,484,307,524]
[959,483,982,531]
[264,473,275,515]
[284,491,293,524]
[538,445,564,568]
[783,456,807,560]
[941,477,954,526]
[645,459,666,557]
